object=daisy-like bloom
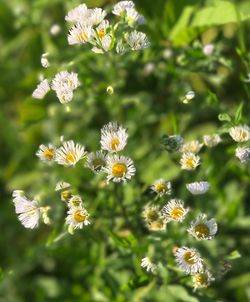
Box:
[104,155,136,183]
[32,79,50,99]
[68,23,92,45]
[55,181,71,191]
[126,7,139,25]
[235,146,250,164]
[229,125,250,142]
[186,181,210,195]
[150,179,171,196]
[187,214,218,240]
[100,122,128,153]
[174,247,204,274]
[55,140,87,167]
[161,199,189,222]
[67,195,83,208]
[55,89,74,104]
[180,140,203,154]
[141,257,157,273]
[203,134,221,147]
[112,1,135,16]
[192,271,215,290]
[65,3,89,23]
[51,71,80,92]
[88,8,107,26]
[127,30,150,50]
[92,35,112,54]
[85,150,107,173]
[142,205,161,223]
[180,152,200,170]
[66,205,90,235]
[12,192,50,229]
[36,143,56,162]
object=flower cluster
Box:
[229,124,250,164]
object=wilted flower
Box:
[66,205,90,234]
[36,143,56,162]
[235,146,250,163]
[161,199,189,222]
[160,134,184,153]
[141,257,157,273]
[187,214,218,240]
[174,247,204,274]
[229,125,250,142]
[127,30,150,50]
[186,181,210,195]
[203,134,221,147]
[85,150,107,173]
[32,79,50,99]
[180,153,200,170]
[55,140,87,166]
[192,271,215,290]
[181,140,203,154]
[150,179,171,196]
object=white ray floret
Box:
[68,23,92,45]
[51,71,80,92]
[186,181,210,195]
[112,1,135,16]
[229,125,250,142]
[85,150,107,173]
[88,8,107,26]
[66,205,90,234]
[141,257,157,273]
[161,199,189,222]
[32,79,50,99]
[127,30,150,50]
[36,143,56,162]
[180,152,200,170]
[192,270,215,290]
[174,247,204,274]
[100,122,128,153]
[180,140,203,154]
[203,134,221,147]
[103,155,136,183]
[55,140,87,166]
[150,179,171,196]
[65,4,89,23]
[187,214,218,240]
[55,89,74,104]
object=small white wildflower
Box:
[51,71,80,92]
[32,79,50,99]
[181,140,203,154]
[88,8,107,26]
[68,23,92,45]
[186,181,210,195]
[36,143,56,162]
[41,53,50,68]
[229,125,250,142]
[161,199,189,222]
[100,122,128,153]
[141,257,157,273]
[85,150,107,173]
[180,153,201,170]
[126,7,139,25]
[192,271,215,290]
[104,155,136,183]
[187,214,218,240]
[235,146,250,163]
[203,134,221,147]
[202,44,214,56]
[50,24,61,35]
[55,89,74,104]
[55,181,71,191]
[67,195,83,208]
[112,1,135,16]
[127,30,150,50]
[174,247,204,274]
[142,205,167,231]
[65,4,89,23]
[66,205,90,235]
[150,179,171,196]
[55,140,87,167]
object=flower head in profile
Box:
[161,199,189,222]
[127,30,150,50]
[85,150,107,173]
[36,143,56,162]
[68,23,92,45]
[141,257,157,273]
[235,146,250,164]
[192,271,215,290]
[103,155,136,183]
[203,134,221,147]
[150,179,171,196]
[65,4,89,23]
[51,71,80,92]
[112,1,135,16]
[174,247,204,274]
[55,140,87,166]
[88,8,107,26]
[180,152,200,170]
[32,79,50,99]
[100,122,128,153]
[181,140,203,154]
[143,205,167,231]
[187,214,218,240]
[229,125,250,142]
[66,204,90,234]
[186,181,210,195]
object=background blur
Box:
[1,0,250,301]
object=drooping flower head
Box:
[187,214,218,240]
[186,181,210,195]
[174,247,204,274]
[161,199,189,222]
[55,140,87,166]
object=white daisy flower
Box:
[161,199,189,222]
[55,181,71,191]
[235,146,250,163]
[150,179,171,196]
[65,4,89,23]
[68,23,92,45]
[112,1,135,16]
[55,88,74,104]
[229,125,250,142]
[85,150,107,173]
[55,140,87,166]
[188,214,218,240]
[32,79,50,99]
[180,152,200,170]
[51,71,80,92]
[180,140,203,154]
[174,247,204,274]
[67,195,83,208]
[186,181,210,195]
[100,122,128,153]
[66,205,90,234]
[104,154,136,183]
[36,143,56,162]
[127,30,150,50]
[141,257,157,273]
[203,134,221,147]
[192,271,215,290]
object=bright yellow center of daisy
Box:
[155,183,167,193]
[194,224,209,238]
[43,148,54,160]
[73,210,87,223]
[111,138,120,151]
[97,30,105,38]
[112,163,127,177]
[66,152,76,164]
[194,273,207,286]
[77,31,88,42]
[170,207,185,220]
[185,158,196,169]
[184,251,196,264]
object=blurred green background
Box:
[1,0,250,301]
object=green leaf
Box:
[226,250,241,260]
[235,102,244,124]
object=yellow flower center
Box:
[155,183,167,193]
[61,190,72,201]
[185,158,195,169]
[97,30,105,38]
[194,224,209,238]
[73,210,87,223]
[112,163,127,177]
[77,31,88,42]
[193,273,207,287]
[111,138,120,151]
[43,148,54,160]
[184,251,196,264]
[66,152,76,164]
[170,207,185,220]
